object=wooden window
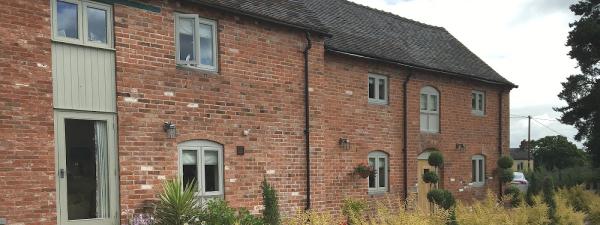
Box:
[472,90,485,116]
[368,74,388,104]
[52,0,113,48]
[175,13,218,72]
[471,155,485,187]
[420,86,439,133]
[368,151,388,194]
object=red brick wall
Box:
[0,0,56,224]
[113,1,326,220]
[0,0,510,224]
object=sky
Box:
[347,0,583,148]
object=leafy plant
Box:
[428,151,444,167]
[427,189,455,210]
[154,179,201,225]
[261,178,280,225]
[497,156,514,169]
[505,186,523,207]
[341,198,367,223]
[542,177,557,223]
[499,168,514,183]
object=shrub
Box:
[499,168,514,183]
[427,189,455,210]
[261,178,280,225]
[202,199,237,225]
[497,156,514,169]
[422,171,439,184]
[428,151,444,167]
[455,192,551,225]
[341,198,367,222]
[237,208,266,225]
[153,179,201,225]
[558,185,600,224]
[285,210,341,225]
[505,186,523,207]
[554,194,586,225]
[542,177,557,223]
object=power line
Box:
[531,118,579,143]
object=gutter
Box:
[402,69,413,200]
[498,89,505,197]
[327,48,518,89]
[303,31,313,210]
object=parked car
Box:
[511,172,528,192]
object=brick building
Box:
[0,0,515,224]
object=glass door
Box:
[55,111,118,225]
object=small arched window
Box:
[368,151,389,194]
[178,140,224,202]
[420,86,439,133]
[471,155,485,187]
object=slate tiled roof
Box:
[303,0,515,86]
[185,0,329,35]
[188,0,515,86]
[510,148,530,160]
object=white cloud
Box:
[348,0,583,147]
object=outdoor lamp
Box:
[163,122,177,139]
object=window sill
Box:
[176,64,219,75]
[368,99,388,106]
[51,39,115,51]
[471,111,485,117]
[471,182,485,188]
[420,131,440,135]
[368,190,388,196]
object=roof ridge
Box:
[335,0,444,30]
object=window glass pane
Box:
[420,94,427,110]
[378,78,385,100]
[378,158,386,188]
[57,1,78,39]
[65,119,109,219]
[429,95,438,111]
[368,158,375,188]
[472,159,477,182]
[199,23,214,66]
[87,7,107,44]
[479,159,484,182]
[472,93,477,110]
[204,150,219,192]
[478,94,484,111]
[420,113,428,131]
[182,150,198,189]
[178,17,195,62]
[429,114,439,132]
[368,77,375,99]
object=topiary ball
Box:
[497,156,514,169]
[499,168,514,183]
[422,171,439,184]
[427,189,456,209]
[428,151,444,167]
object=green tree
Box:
[532,135,586,170]
[261,178,280,225]
[556,0,600,167]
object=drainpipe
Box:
[303,31,312,210]
[498,89,505,197]
[402,69,413,200]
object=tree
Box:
[556,0,600,167]
[532,135,586,170]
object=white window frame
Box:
[471,155,485,187]
[51,0,113,48]
[471,90,485,116]
[368,73,388,104]
[175,13,218,72]
[178,140,224,199]
[368,151,389,194]
[420,86,440,133]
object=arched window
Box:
[368,151,389,194]
[178,140,224,201]
[420,86,439,133]
[471,155,485,187]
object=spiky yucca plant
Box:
[154,179,201,225]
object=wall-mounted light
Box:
[456,143,466,152]
[339,138,350,150]
[163,122,177,139]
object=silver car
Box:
[511,172,528,192]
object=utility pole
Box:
[527,115,532,170]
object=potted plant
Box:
[352,163,375,178]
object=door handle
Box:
[59,169,65,179]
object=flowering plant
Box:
[352,163,375,178]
